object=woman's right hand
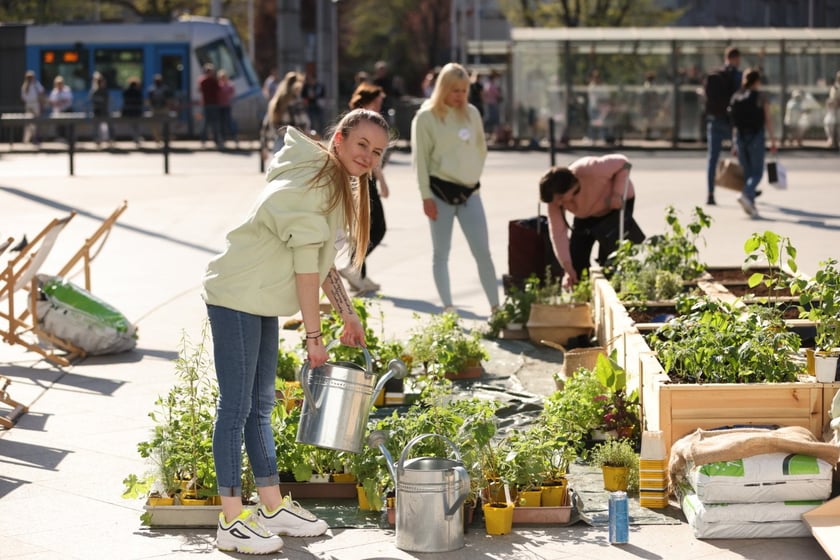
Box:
[423,198,438,221]
[306,337,328,368]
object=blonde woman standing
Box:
[203,109,390,554]
[410,62,499,315]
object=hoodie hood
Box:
[265,127,327,183]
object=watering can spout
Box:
[372,358,409,400]
[368,430,397,482]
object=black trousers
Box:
[363,177,386,278]
[569,197,643,279]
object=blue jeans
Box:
[736,129,766,202]
[428,193,499,309]
[706,116,732,195]
[207,304,280,497]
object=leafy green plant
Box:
[271,399,312,482]
[276,343,302,383]
[609,206,711,301]
[407,312,489,377]
[743,230,798,302]
[486,282,538,337]
[649,294,803,384]
[792,258,840,352]
[124,324,220,504]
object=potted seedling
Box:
[590,438,638,493]
[407,312,489,380]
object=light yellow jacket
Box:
[202,127,344,316]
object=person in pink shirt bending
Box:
[539,154,644,287]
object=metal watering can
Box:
[296,340,407,453]
[369,431,470,553]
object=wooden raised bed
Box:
[595,271,829,457]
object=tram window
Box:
[41,49,89,92]
[195,38,238,81]
[93,48,143,89]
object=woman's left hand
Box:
[339,314,366,347]
[769,138,778,153]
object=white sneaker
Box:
[257,494,329,537]
[737,195,759,218]
[216,510,284,554]
[338,266,365,292]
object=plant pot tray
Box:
[279,481,357,499]
[511,505,572,524]
[143,503,223,528]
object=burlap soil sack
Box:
[668,426,840,493]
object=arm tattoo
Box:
[327,268,354,315]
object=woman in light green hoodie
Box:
[202,109,390,555]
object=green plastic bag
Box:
[35,274,137,355]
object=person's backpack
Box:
[728,90,765,132]
[704,66,739,118]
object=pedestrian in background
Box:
[301,70,326,136]
[217,69,237,147]
[410,62,499,315]
[89,72,113,147]
[202,108,390,554]
[703,46,742,205]
[262,67,279,101]
[825,70,840,149]
[539,154,644,287]
[121,76,145,145]
[339,82,390,294]
[147,73,175,145]
[48,75,73,141]
[729,68,777,219]
[20,70,44,145]
[260,71,309,160]
[198,63,222,148]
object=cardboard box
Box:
[803,496,840,560]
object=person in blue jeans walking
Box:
[704,47,741,205]
[730,68,777,219]
[411,62,500,315]
[202,109,390,554]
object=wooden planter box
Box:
[595,269,830,457]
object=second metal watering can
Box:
[296,340,408,453]
[369,431,470,553]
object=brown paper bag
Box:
[715,158,745,191]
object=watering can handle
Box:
[397,433,463,475]
[444,465,470,518]
[297,340,373,413]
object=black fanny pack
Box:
[429,175,480,205]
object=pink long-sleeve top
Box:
[546,154,634,269]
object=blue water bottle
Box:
[608,491,629,544]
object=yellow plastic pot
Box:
[602,465,629,492]
[483,502,514,535]
[541,479,568,507]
